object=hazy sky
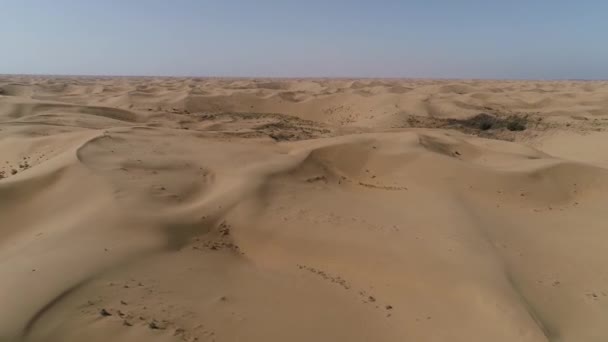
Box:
[1,0,607,79]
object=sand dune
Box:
[1,76,608,342]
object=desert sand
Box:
[1,76,608,342]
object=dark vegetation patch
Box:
[195,112,333,141]
[404,112,537,140]
[448,113,528,132]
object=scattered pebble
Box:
[149,321,164,330]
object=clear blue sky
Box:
[1,0,607,79]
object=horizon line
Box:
[1,72,606,82]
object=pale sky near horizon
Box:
[1,0,607,79]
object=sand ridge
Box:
[1,76,608,342]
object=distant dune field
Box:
[2,76,608,342]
